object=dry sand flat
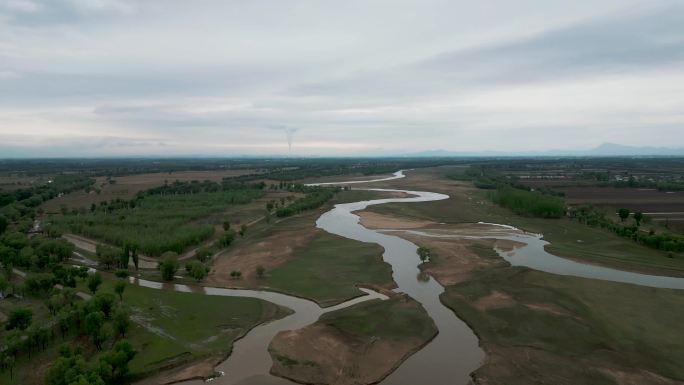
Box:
[207,226,319,287]
[355,210,527,286]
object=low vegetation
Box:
[441,265,684,384]
[266,232,394,306]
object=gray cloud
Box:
[1,0,683,156]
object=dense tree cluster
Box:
[490,187,565,218]
[0,232,75,272]
[0,175,94,212]
[275,187,338,217]
[1,279,136,383]
[144,180,265,196]
[55,188,264,256]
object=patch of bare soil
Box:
[269,299,433,385]
[358,211,434,229]
[414,236,500,285]
[473,290,516,311]
[206,225,320,287]
[473,347,684,385]
[353,210,527,286]
[599,367,682,385]
[523,303,573,318]
[137,357,217,385]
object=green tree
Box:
[119,245,130,269]
[218,230,236,247]
[85,311,105,349]
[159,253,179,281]
[195,247,212,262]
[618,208,630,222]
[7,307,33,330]
[417,246,431,262]
[113,309,130,338]
[114,269,129,279]
[186,260,208,281]
[634,212,644,226]
[45,346,105,385]
[0,276,8,297]
[88,273,103,294]
[131,248,139,270]
[114,280,126,302]
[223,219,231,231]
[239,224,247,237]
[230,270,242,280]
[256,265,265,279]
[0,215,7,234]
[93,293,116,319]
[97,340,136,383]
[23,272,56,296]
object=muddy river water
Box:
[143,170,684,385]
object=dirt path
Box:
[63,233,159,269]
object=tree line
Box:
[571,205,684,254]
[274,186,338,218]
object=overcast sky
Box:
[1,0,683,157]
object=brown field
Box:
[0,173,51,191]
[561,187,684,213]
[41,169,257,213]
[560,186,684,233]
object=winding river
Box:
[133,279,387,385]
[137,169,684,385]
[169,170,484,385]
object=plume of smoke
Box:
[285,127,297,153]
[270,126,299,154]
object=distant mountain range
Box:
[403,143,684,158]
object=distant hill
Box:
[402,143,684,158]
[583,143,684,156]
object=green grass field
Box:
[96,279,290,375]
[319,297,436,341]
[441,265,684,384]
[266,232,393,306]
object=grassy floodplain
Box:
[208,189,398,306]
[361,166,684,384]
[367,167,684,276]
[442,264,684,384]
[98,279,291,377]
[266,232,393,306]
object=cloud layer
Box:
[1,0,683,156]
